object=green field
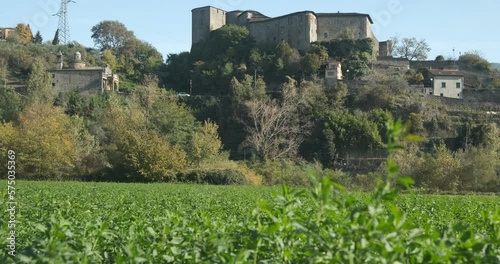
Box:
[1,180,499,263]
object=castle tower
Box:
[71,51,86,69]
[192,6,226,44]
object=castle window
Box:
[441,82,446,88]
[300,15,303,22]
[52,74,55,78]
[456,82,461,88]
[324,32,328,38]
[52,83,55,87]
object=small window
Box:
[52,74,55,78]
[327,71,335,77]
[52,83,55,87]
[441,82,446,88]
[456,82,461,88]
[273,37,277,42]
[457,93,461,97]
[288,17,293,25]
[324,32,328,38]
[300,15,303,22]
[440,93,444,97]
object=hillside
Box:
[492,63,500,70]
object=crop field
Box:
[1,180,499,263]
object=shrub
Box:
[176,169,248,185]
[253,160,325,187]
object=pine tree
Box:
[52,29,60,45]
[33,30,43,44]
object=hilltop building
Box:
[425,68,464,99]
[50,51,119,94]
[192,6,391,56]
[0,27,17,40]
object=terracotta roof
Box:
[429,69,464,77]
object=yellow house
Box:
[429,69,464,99]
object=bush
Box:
[176,169,248,185]
[253,160,326,187]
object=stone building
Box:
[50,51,119,94]
[0,27,17,40]
[425,68,464,99]
[323,61,343,86]
[192,6,387,55]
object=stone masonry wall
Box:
[192,7,226,44]
[248,12,316,51]
[51,70,103,94]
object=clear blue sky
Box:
[2,0,499,62]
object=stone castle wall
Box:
[192,6,226,44]
[247,12,317,51]
[192,6,379,52]
[410,60,456,70]
[51,70,103,94]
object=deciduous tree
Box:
[16,23,32,44]
[91,20,135,52]
[392,36,431,61]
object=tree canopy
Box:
[392,36,431,61]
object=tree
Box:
[187,121,223,165]
[239,78,305,161]
[0,85,23,123]
[101,95,188,181]
[435,55,445,61]
[32,30,43,44]
[26,60,54,105]
[301,53,321,76]
[392,36,431,61]
[459,51,491,72]
[52,29,60,45]
[161,52,191,91]
[91,20,135,52]
[2,104,98,180]
[15,23,32,44]
[6,31,20,44]
[102,49,117,70]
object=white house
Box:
[429,69,464,99]
[324,61,342,87]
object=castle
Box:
[192,6,392,56]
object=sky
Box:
[2,0,499,62]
